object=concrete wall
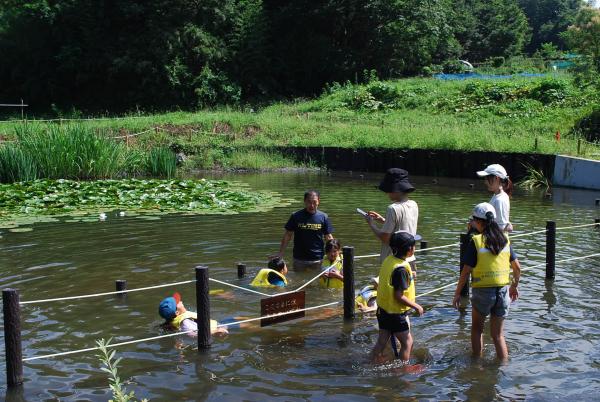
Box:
[553,155,600,190]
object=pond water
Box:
[1,171,599,401]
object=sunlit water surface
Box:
[1,171,599,401]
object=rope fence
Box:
[2,219,599,386]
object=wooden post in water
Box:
[420,240,428,254]
[546,221,556,280]
[595,199,599,206]
[595,218,600,229]
[577,139,582,155]
[237,263,246,278]
[195,266,211,350]
[459,234,470,297]
[3,289,23,387]
[342,246,355,320]
[115,280,127,299]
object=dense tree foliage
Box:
[0,0,585,112]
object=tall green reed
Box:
[146,147,177,178]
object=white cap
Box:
[476,164,508,180]
[472,202,496,220]
[370,277,379,285]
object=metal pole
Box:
[546,221,556,280]
[342,246,355,320]
[195,266,211,350]
[3,289,23,387]
[237,263,246,278]
[115,280,127,299]
[459,234,470,297]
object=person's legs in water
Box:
[471,307,486,357]
[490,315,508,360]
[371,329,392,363]
[395,329,413,362]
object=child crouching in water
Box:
[159,292,229,336]
[355,277,378,312]
[453,202,521,360]
[250,257,288,288]
[372,231,424,363]
[320,239,343,288]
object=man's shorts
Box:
[293,259,322,270]
[376,307,410,333]
[471,286,510,318]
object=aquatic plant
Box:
[0,178,290,228]
[146,147,177,178]
[0,145,37,182]
[518,164,552,191]
[96,338,147,402]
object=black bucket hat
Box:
[378,168,415,193]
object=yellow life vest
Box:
[377,255,415,314]
[171,311,217,332]
[250,268,288,288]
[355,284,377,307]
[319,256,343,289]
[471,234,511,288]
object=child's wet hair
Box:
[268,257,287,272]
[325,238,341,253]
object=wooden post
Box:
[342,246,355,320]
[459,234,470,297]
[420,240,428,254]
[534,137,538,150]
[595,218,600,229]
[125,133,130,147]
[237,263,246,278]
[3,289,23,387]
[195,266,211,350]
[115,280,127,299]
[20,99,24,122]
[595,199,599,206]
[546,221,556,280]
[577,138,582,155]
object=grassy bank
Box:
[1,75,599,172]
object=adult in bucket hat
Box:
[364,168,419,265]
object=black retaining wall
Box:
[274,146,555,180]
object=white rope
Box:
[416,281,458,298]
[217,301,342,328]
[511,229,548,238]
[22,329,197,361]
[557,222,600,230]
[22,301,342,361]
[19,279,196,305]
[279,268,330,294]
[208,278,270,297]
[110,128,154,139]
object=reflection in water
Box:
[1,171,600,400]
[542,279,557,313]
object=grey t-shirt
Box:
[379,200,419,263]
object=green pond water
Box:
[1,171,599,401]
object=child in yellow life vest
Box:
[372,231,424,363]
[250,257,288,288]
[355,277,378,312]
[158,292,229,336]
[453,203,521,361]
[320,239,344,288]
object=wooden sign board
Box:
[260,291,305,327]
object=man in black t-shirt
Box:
[273,190,334,270]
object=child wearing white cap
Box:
[476,164,514,232]
[453,202,521,361]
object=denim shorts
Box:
[471,286,510,318]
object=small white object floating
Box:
[99,213,107,221]
[118,211,126,217]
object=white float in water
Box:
[99,213,107,221]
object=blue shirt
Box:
[285,209,333,261]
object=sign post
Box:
[260,291,305,327]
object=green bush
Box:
[573,108,600,143]
[529,79,569,104]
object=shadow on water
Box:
[1,171,600,400]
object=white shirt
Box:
[490,190,510,230]
[379,199,419,263]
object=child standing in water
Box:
[476,164,513,232]
[320,239,344,288]
[453,203,521,360]
[372,231,424,363]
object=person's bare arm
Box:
[509,259,521,301]
[272,230,293,258]
[396,293,424,316]
[324,233,334,241]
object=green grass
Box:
[1,75,599,171]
